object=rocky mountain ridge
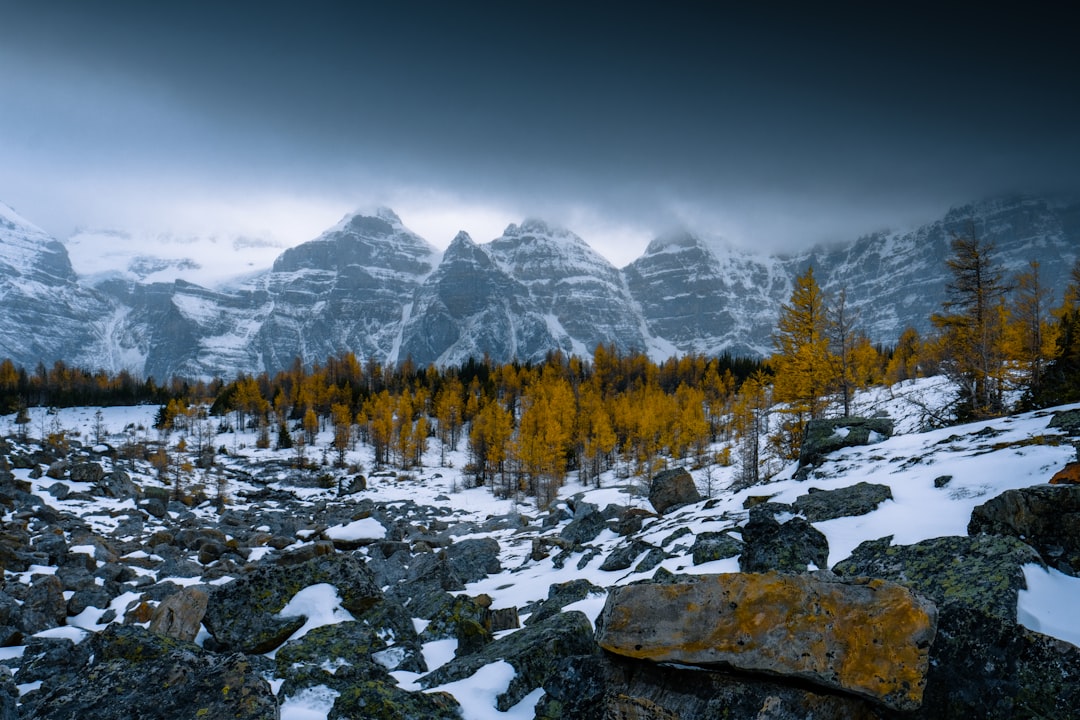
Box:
[1,195,1078,378]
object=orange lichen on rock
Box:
[596,572,937,711]
[1050,461,1080,484]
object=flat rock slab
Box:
[597,572,937,711]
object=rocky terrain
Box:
[2,194,1079,378]
[0,380,1078,718]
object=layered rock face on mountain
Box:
[624,230,789,357]
[1,195,1078,379]
[0,202,113,371]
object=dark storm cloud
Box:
[1,2,1077,258]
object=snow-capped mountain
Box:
[1,195,1078,379]
[0,202,115,371]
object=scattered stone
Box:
[442,537,501,583]
[968,485,1080,576]
[560,501,606,545]
[69,462,105,484]
[798,417,894,472]
[596,571,937,711]
[20,575,66,635]
[420,610,597,711]
[525,579,605,627]
[26,625,277,720]
[1048,408,1080,435]
[148,586,209,642]
[203,552,382,654]
[793,482,893,522]
[739,506,829,573]
[933,475,953,488]
[600,540,653,572]
[690,531,742,566]
[648,467,701,514]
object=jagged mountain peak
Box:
[274,206,438,276]
[641,228,714,256]
[448,230,477,248]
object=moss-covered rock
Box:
[968,485,1080,576]
[524,578,605,626]
[739,505,828,573]
[793,482,893,522]
[203,551,382,653]
[919,603,1080,719]
[24,625,277,720]
[690,531,742,566]
[832,534,1042,622]
[798,417,894,472]
[329,682,461,720]
[420,610,597,711]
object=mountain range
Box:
[1,195,1078,380]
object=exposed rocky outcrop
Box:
[202,552,382,653]
[968,485,1080,575]
[832,533,1042,622]
[23,625,277,720]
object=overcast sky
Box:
[1,2,1077,267]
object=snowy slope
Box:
[2,377,1078,718]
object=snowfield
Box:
[3,376,1079,718]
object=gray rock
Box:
[203,552,382,654]
[420,610,597,711]
[918,603,1080,719]
[739,506,829,573]
[798,417,894,472]
[442,536,501,583]
[1048,408,1080,435]
[600,540,654,572]
[560,502,606,545]
[69,462,105,483]
[793,481,893,522]
[20,575,66,634]
[94,469,139,498]
[968,485,1080,575]
[25,625,277,720]
[148,586,208,642]
[524,579,605,627]
[648,467,701,514]
[690,531,742,565]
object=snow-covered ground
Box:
[3,376,1079,719]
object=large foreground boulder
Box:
[596,571,937,711]
[968,485,1080,575]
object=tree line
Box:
[3,226,1078,503]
